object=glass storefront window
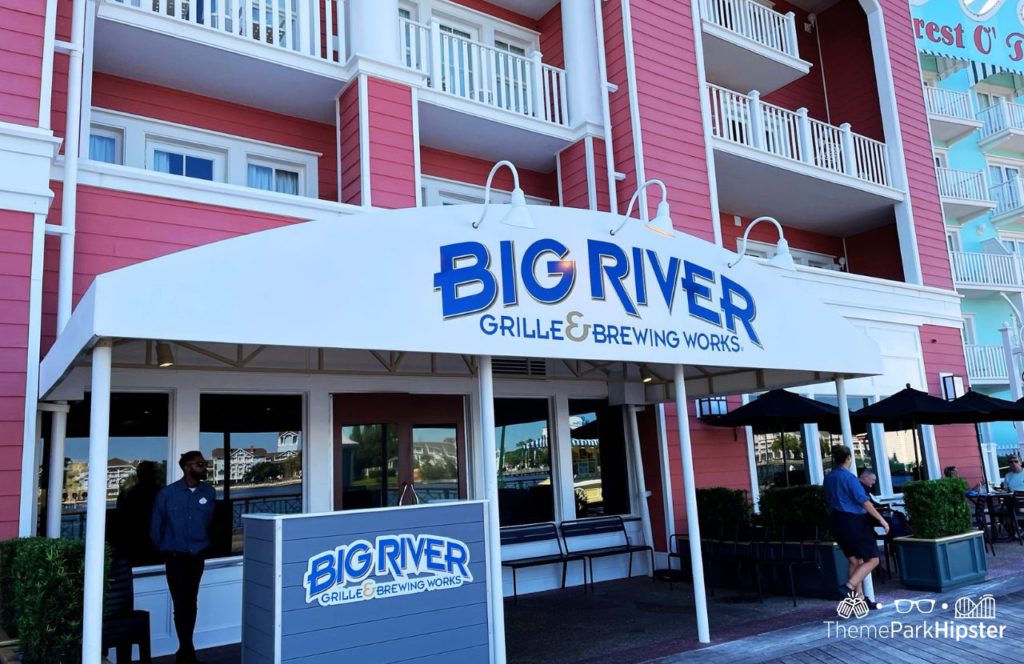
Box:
[412,426,459,503]
[753,429,807,492]
[568,400,630,518]
[816,396,879,494]
[37,393,170,567]
[885,429,924,493]
[495,398,554,526]
[339,424,399,509]
[200,394,303,556]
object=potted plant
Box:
[894,477,987,591]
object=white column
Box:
[804,423,824,485]
[306,387,332,513]
[674,366,709,643]
[477,356,507,664]
[46,409,68,538]
[835,377,854,449]
[627,406,654,567]
[348,0,401,65]
[921,425,941,480]
[81,340,112,664]
[999,323,1024,447]
[748,90,765,150]
[552,394,576,522]
[561,0,604,128]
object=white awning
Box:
[39,205,882,398]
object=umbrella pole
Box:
[912,424,922,480]
[781,428,789,487]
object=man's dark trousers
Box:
[165,553,205,662]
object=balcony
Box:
[990,180,1024,225]
[949,250,1024,293]
[965,344,1008,385]
[698,0,811,95]
[97,0,347,121]
[936,168,996,221]
[706,84,902,234]
[979,99,1024,153]
[399,17,573,170]
[924,87,981,146]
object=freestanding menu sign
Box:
[242,501,491,663]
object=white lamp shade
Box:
[767,238,797,270]
[501,188,535,229]
[644,200,674,237]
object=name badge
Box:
[199,497,208,505]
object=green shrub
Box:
[0,537,107,663]
[902,478,972,539]
[695,487,752,537]
[0,537,32,637]
[759,485,830,541]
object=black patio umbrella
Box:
[704,390,848,487]
[851,384,977,477]
[953,390,1024,423]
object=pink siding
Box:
[420,147,557,202]
[557,140,590,209]
[0,0,47,126]
[637,407,667,550]
[0,212,33,540]
[602,1,637,215]
[91,75,339,202]
[818,0,883,140]
[449,0,538,29]
[720,214,844,260]
[881,0,953,290]
[40,186,301,350]
[366,79,415,209]
[762,1,827,121]
[845,223,905,282]
[627,1,715,241]
[920,325,984,487]
[538,5,564,69]
[339,83,361,206]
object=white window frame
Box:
[998,230,1024,255]
[147,138,228,183]
[961,313,977,346]
[88,108,320,198]
[88,124,124,165]
[246,156,306,195]
[738,238,840,270]
[411,0,540,52]
[932,148,948,168]
[945,230,961,253]
[421,175,550,207]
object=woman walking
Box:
[824,445,889,606]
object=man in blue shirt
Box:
[151,451,216,664]
[824,445,889,608]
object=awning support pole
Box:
[674,365,709,643]
[835,376,874,600]
[477,355,507,664]
[626,406,654,569]
[82,339,111,664]
[46,409,67,538]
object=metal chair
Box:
[101,558,151,664]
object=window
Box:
[494,39,530,114]
[816,396,879,495]
[495,398,554,526]
[439,23,477,98]
[933,151,948,169]
[740,239,839,270]
[339,424,399,509]
[961,314,977,346]
[88,125,123,165]
[1000,233,1024,256]
[568,400,630,518]
[199,394,303,556]
[247,161,301,195]
[752,428,807,492]
[38,393,170,567]
[946,231,961,253]
[148,140,223,182]
[421,176,551,207]
[696,397,728,417]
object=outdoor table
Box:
[967,491,1017,542]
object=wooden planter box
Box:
[894,530,988,592]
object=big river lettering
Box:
[433,239,761,346]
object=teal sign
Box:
[911,0,1024,73]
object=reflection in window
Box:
[753,429,807,492]
[37,393,170,567]
[816,396,879,494]
[339,424,399,509]
[200,394,303,556]
[884,429,925,493]
[569,400,629,518]
[495,399,554,526]
[412,426,459,503]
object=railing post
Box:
[840,122,856,176]
[999,97,1011,132]
[429,18,442,91]
[783,12,797,56]
[530,51,544,120]
[298,0,311,55]
[748,90,764,150]
[796,107,812,164]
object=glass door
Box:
[333,394,466,510]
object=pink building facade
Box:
[0,0,980,656]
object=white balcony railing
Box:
[111,0,343,61]
[965,344,1008,382]
[400,17,569,127]
[706,84,891,187]
[950,251,1024,288]
[923,87,974,121]
[699,0,799,58]
[936,168,990,202]
[979,98,1024,139]
[990,179,1024,216]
